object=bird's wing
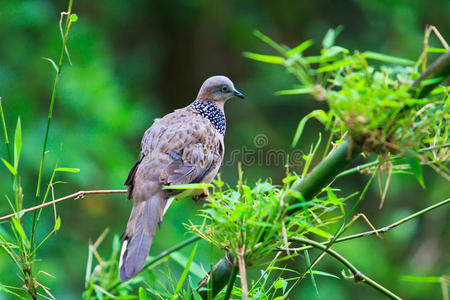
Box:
[156,110,223,187]
[126,108,223,204]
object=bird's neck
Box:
[189,100,226,135]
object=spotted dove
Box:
[119,75,244,281]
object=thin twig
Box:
[295,237,401,299]
[288,197,449,251]
[0,190,127,222]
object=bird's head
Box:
[196,75,244,104]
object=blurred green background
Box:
[0,0,449,299]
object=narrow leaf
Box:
[311,270,340,279]
[317,58,354,73]
[162,183,212,190]
[286,40,313,57]
[275,88,313,96]
[426,48,448,53]
[13,117,21,170]
[362,51,415,65]
[322,28,335,48]
[292,110,327,147]
[174,243,198,297]
[69,13,78,22]
[54,217,61,231]
[2,158,17,175]
[242,52,284,64]
[41,57,59,72]
[406,157,425,188]
[254,30,287,55]
[55,167,80,173]
[171,251,204,279]
[401,275,442,283]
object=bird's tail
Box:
[119,195,166,281]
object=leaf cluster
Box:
[245,28,449,179]
[187,170,348,268]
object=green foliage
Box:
[0,2,78,298]
[0,0,448,299]
[195,28,449,298]
[248,29,449,166]
[187,168,348,269]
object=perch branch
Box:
[294,237,401,300]
[0,190,127,222]
[289,197,449,251]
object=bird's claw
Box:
[193,192,208,202]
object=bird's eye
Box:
[221,85,229,93]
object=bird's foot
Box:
[193,192,208,202]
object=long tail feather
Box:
[119,195,166,281]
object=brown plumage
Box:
[119,75,244,281]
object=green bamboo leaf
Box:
[275,87,313,96]
[406,157,425,188]
[286,40,313,57]
[400,275,442,283]
[292,110,327,147]
[362,51,415,65]
[426,48,448,53]
[54,216,61,231]
[173,243,198,297]
[139,287,151,299]
[304,248,319,297]
[1,158,17,176]
[253,30,287,55]
[300,221,331,238]
[69,13,78,22]
[242,52,284,64]
[11,217,29,248]
[282,175,298,184]
[273,279,284,289]
[41,57,59,72]
[420,76,445,86]
[55,167,80,173]
[317,58,353,73]
[322,28,335,48]
[170,251,204,279]
[162,183,212,190]
[321,46,349,59]
[322,26,343,48]
[17,210,25,218]
[13,117,21,170]
[310,270,340,279]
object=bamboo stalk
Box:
[196,51,450,299]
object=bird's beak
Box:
[232,89,245,99]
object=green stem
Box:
[286,139,361,208]
[30,0,73,252]
[0,98,12,164]
[294,237,401,300]
[290,197,449,251]
[197,252,235,299]
[223,265,238,300]
[293,165,379,294]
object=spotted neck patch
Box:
[189,100,226,135]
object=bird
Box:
[119,75,244,281]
